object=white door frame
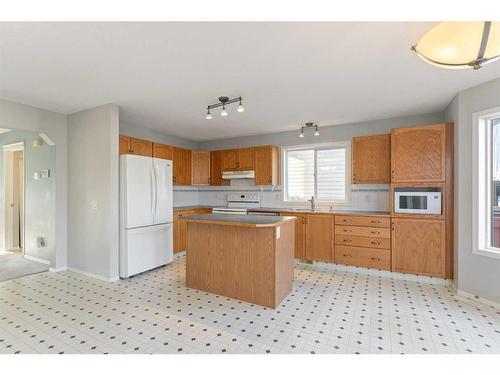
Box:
[3,142,25,253]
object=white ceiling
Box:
[0,22,499,141]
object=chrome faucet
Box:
[309,196,316,211]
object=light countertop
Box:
[181,213,296,227]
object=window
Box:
[283,142,350,204]
[473,107,500,258]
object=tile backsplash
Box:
[174,179,390,212]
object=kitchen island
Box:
[182,213,296,308]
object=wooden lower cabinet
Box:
[334,245,391,270]
[173,208,212,253]
[391,218,445,277]
[305,214,334,262]
[281,212,306,259]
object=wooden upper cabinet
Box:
[192,151,211,186]
[221,147,255,171]
[129,137,153,157]
[173,147,192,185]
[238,147,255,170]
[119,135,130,155]
[305,214,334,262]
[391,218,445,277]
[352,134,390,184]
[210,150,228,186]
[221,149,239,170]
[153,142,173,160]
[391,124,446,183]
[255,145,279,185]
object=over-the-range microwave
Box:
[394,187,442,215]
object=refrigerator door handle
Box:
[153,162,158,217]
[151,162,156,218]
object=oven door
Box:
[394,192,441,214]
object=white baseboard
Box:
[49,266,68,273]
[67,267,119,283]
[455,289,500,309]
[24,254,50,265]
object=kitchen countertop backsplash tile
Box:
[174,181,390,212]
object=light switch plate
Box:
[33,172,40,180]
[41,169,50,178]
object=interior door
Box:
[153,158,173,224]
[122,154,154,229]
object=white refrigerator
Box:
[120,154,173,278]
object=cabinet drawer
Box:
[335,225,390,238]
[335,234,391,249]
[334,245,391,270]
[335,215,390,228]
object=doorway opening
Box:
[3,142,25,255]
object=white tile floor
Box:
[1,254,500,354]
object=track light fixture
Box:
[299,122,319,138]
[205,96,245,119]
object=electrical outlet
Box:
[90,200,98,210]
[36,237,46,248]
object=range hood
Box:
[222,170,255,179]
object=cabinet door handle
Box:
[343,229,352,233]
[343,239,352,243]
[370,220,380,224]
[370,241,381,246]
[370,256,381,261]
[343,219,352,223]
[370,230,380,235]
[343,254,352,259]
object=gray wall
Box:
[120,122,198,149]
[444,94,459,285]
[0,98,68,270]
[68,104,120,281]
[445,77,500,303]
[0,130,55,262]
[199,112,445,150]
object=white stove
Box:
[212,193,261,215]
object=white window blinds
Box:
[286,149,314,201]
[284,143,350,203]
[316,148,346,201]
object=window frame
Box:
[472,105,500,259]
[281,141,351,206]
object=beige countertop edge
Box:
[181,216,297,228]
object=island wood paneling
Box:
[186,220,294,308]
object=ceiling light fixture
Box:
[299,122,319,138]
[411,22,500,70]
[205,96,245,119]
